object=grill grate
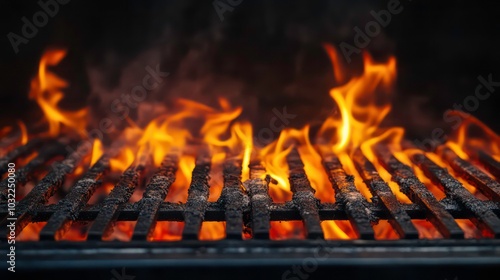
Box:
[1,139,500,241]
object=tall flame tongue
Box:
[29,49,88,137]
[259,45,399,239]
[18,50,101,241]
[318,48,396,153]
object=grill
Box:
[1,138,500,279]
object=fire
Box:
[445,110,500,161]
[318,51,396,153]
[29,49,88,137]
[259,126,352,239]
[258,46,398,239]
[0,121,28,156]
[90,138,104,166]
[105,97,252,240]
[317,48,398,206]
[17,120,28,145]
[17,46,498,241]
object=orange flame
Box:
[318,51,396,153]
[19,46,494,241]
[446,110,499,161]
[29,49,88,137]
[90,138,104,166]
[17,120,28,145]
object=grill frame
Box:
[2,199,500,224]
[6,239,500,280]
[1,140,500,278]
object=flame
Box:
[17,120,28,145]
[29,49,88,137]
[318,50,396,153]
[18,46,496,241]
[259,126,353,239]
[106,98,253,240]
[257,45,399,239]
[317,46,399,210]
[90,138,104,166]
[446,110,500,161]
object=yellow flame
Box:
[318,49,396,154]
[90,138,104,166]
[29,49,88,137]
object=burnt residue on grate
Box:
[320,148,375,239]
[0,142,91,236]
[132,151,179,240]
[0,141,67,201]
[218,157,248,239]
[471,149,500,181]
[375,145,464,239]
[353,149,419,239]
[182,152,211,240]
[440,146,500,201]
[39,155,110,240]
[87,157,146,240]
[0,138,43,176]
[245,161,272,239]
[286,148,324,239]
[413,153,500,238]
[3,137,500,242]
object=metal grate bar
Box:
[286,149,324,239]
[352,149,419,239]
[0,142,91,237]
[320,148,375,239]
[219,157,246,239]
[473,150,500,181]
[0,141,67,201]
[181,152,211,240]
[3,199,500,224]
[246,161,272,239]
[86,157,146,240]
[0,138,43,176]
[375,145,464,239]
[412,153,500,238]
[441,147,500,201]
[39,155,110,240]
[131,151,179,240]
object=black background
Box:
[0,0,499,138]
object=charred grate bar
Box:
[219,157,247,239]
[412,153,500,238]
[441,146,500,201]
[87,155,147,240]
[374,145,464,239]
[131,151,179,240]
[39,155,110,240]
[1,141,500,242]
[4,199,499,222]
[286,149,324,239]
[245,161,272,239]
[320,147,375,239]
[471,149,500,180]
[0,142,91,237]
[352,149,419,239]
[0,141,68,201]
[181,151,211,240]
[0,138,43,176]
